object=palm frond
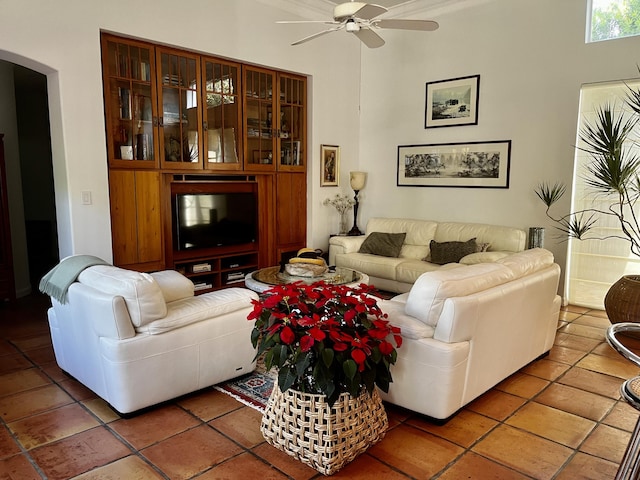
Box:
[555,213,598,240]
[535,181,565,207]
[579,104,640,194]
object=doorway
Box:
[0,61,58,298]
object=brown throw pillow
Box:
[358,232,406,257]
[429,238,478,265]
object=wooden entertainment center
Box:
[101,33,307,293]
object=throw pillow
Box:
[358,232,406,257]
[476,242,491,252]
[429,238,478,265]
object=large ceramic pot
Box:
[604,275,640,324]
[260,386,387,475]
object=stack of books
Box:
[226,272,246,284]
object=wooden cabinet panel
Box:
[276,173,307,248]
[101,34,159,169]
[157,47,203,170]
[278,73,306,173]
[135,172,163,263]
[109,170,163,270]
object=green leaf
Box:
[370,347,382,364]
[343,359,357,380]
[322,348,335,367]
[361,368,376,393]
[250,328,260,348]
[278,367,297,392]
[264,349,274,371]
[535,182,566,207]
[295,352,312,376]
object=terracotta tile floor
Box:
[1,293,638,479]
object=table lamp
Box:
[348,171,366,236]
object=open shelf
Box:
[174,251,258,294]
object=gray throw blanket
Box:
[39,255,108,304]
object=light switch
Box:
[81,191,92,205]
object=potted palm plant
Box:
[248,280,402,475]
[535,81,640,323]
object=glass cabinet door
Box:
[157,49,202,169]
[244,67,276,170]
[202,58,242,170]
[279,74,306,171]
[102,36,157,168]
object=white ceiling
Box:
[325,0,418,7]
[267,0,488,20]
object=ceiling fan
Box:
[277,1,439,49]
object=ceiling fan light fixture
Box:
[345,19,360,32]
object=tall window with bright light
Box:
[589,0,640,42]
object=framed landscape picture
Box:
[425,74,480,128]
[321,144,339,186]
[397,140,511,188]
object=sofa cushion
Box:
[459,251,511,265]
[359,232,406,257]
[405,263,516,327]
[429,238,477,265]
[137,287,258,334]
[434,222,526,252]
[396,259,463,285]
[496,248,554,278]
[365,218,438,260]
[151,270,194,303]
[378,297,435,340]
[78,265,167,327]
[336,252,403,280]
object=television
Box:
[173,191,257,251]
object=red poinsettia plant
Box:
[248,281,402,406]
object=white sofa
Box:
[329,218,527,293]
[377,248,561,420]
[46,265,259,415]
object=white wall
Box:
[357,0,640,293]
[0,0,361,265]
[2,0,638,298]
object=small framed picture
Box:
[397,140,511,188]
[321,145,339,186]
[425,74,480,128]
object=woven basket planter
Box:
[260,386,388,475]
[605,275,640,324]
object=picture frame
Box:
[397,140,511,188]
[425,74,480,128]
[320,144,339,186]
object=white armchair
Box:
[46,265,259,415]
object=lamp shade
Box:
[350,171,367,190]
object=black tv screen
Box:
[174,192,257,250]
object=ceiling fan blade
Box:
[291,26,343,46]
[276,20,338,25]
[353,3,387,21]
[375,19,439,31]
[353,28,385,48]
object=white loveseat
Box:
[46,265,259,415]
[378,248,561,420]
[329,218,527,293]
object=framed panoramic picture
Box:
[425,74,480,128]
[320,144,339,186]
[397,140,511,188]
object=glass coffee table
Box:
[245,266,369,293]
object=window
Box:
[567,80,640,308]
[589,0,640,42]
